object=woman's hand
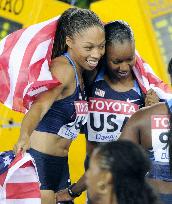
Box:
[56,189,73,202]
[145,89,159,107]
[14,135,30,155]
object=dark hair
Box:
[51,7,104,59]
[96,141,160,204]
[104,20,134,45]
[168,58,172,75]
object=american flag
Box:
[0,16,61,113]
[0,151,41,204]
[133,51,172,100]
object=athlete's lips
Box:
[117,71,129,77]
[86,60,99,69]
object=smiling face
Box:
[105,40,135,80]
[66,26,105,71]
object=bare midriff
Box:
[30,130,72,157]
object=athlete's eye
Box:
[84,47,92,51]
[112,60,121,64]
[99,44,105,49]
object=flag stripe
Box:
[6,182,40,199]
[0,16,60,112]
[0,152,41,203]
[0,29,25,103]
[6,198,41,204]
[5,22,53,109]
[0,37,6,55]
[12,21,56,111]
[7,167,38,183]
[133,53,172,99]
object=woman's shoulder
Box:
[50,56,75,84]
[50,56,73,73]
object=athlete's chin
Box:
[84,65,97,71]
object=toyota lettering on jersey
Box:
[87,97,139,142]
[151,115,170,163]
[58,100,88,140]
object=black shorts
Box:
[28,148,71,192]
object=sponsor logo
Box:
[151,115,170,129]
[89,97,139,115]
[75,101,88,115]
[126,98,140,103]
[95,133,120,142]
[95,88,105,97]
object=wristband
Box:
[67,183,82,198]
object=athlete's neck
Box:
[105,74,134,92]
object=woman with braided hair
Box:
[14,7,105,204]
[86,140,161,204]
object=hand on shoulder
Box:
[145,89,159,107]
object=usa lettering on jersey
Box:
[58,101,88,140]
[87,98,139,142]
[151,115,170,162]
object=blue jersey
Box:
[35,53,88,140]
[146,100,172,181]
[87,72,144,142]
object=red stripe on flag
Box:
[0,171,7,186]
[12,21,57,112]
[0,28,26,103]
[9,153,33,168]
[6,182,40,199]
[29,40,54,82]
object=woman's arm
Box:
[14,58,72,154]
[14,85,64,154]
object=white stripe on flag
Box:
[5,23,49,106]
[37,60,53,81]
[7,167,38,183]
[0,37,6,55]
[4,153,37,185]
[6,198,41,204]
[29,39,52,65]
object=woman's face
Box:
[67,26,105,71]
[86,150,111,202]
[106,40,135,80]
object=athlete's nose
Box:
[90,48,103,60]
[119,61,130,71]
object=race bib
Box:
[58,100,88,140]
[87,98,139,142]
[151,115,170,162]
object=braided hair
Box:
[51,7,104,59]
[104,20,134,45]
[95,141,160,204]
